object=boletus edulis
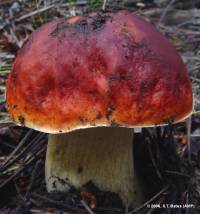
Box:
[6,11,193,207]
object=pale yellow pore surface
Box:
[46,127,143,206]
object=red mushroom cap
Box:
[6,11,193,133]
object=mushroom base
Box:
[45,127,143,206]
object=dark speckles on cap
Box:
[91,13,111,30]
[109,74,116,84]
[119,73,126,80]
[18,115,25,126]
[110,120,120,127]
[79,117,88,123]
[106,106,115,120]
[50,13,111,37]
[70,18,90,33]
[6,11,193,132]
[96,112,102,120]
[50,18,68,37]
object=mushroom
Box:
[6,11,193,206]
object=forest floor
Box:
[0,0,200,213]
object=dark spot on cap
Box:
[120,73,126,80]
[109,74,116,84]
[36,100,45,107]
[70,18,90,33]
[96,112,102,120]
[79,117,88,123]
[163,118,174,125]
[91,13,111,30]
[18,115,25,126]
[125,55,129,60]
[173,84,181,97]
[106,106,115,120]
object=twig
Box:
[35,0,44,25]
[189,66,200,73]
[147,138,163,181]
[158,0,176,25]
[9,27,21,48]
[0,120,15,128]
[95,207,123,213]
[25,159,42,201]
[186,117,192,162]
[160,25,200,35]
[183,56,200,61]
[185,192,189,214]
[0,129,33,170]
[31,192,86,213]
[190,134,200,138]
[0,145,46,189]
[0,133,44,172]
[81,200,95,214]
[16,1,88,22]
[185,38,200,44]
[102,0,107,11]
[165,170,191,178]
[190,76,200,83]
[60,1,87,7]
[16,4,56,22]
[147,197,165,214]
[192,110,200,115]
[128,186,169,214]
[176,20,194,29]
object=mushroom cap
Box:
[6,11,193,133]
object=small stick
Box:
[192,110,200,115]
[128,185,169,214]
[31,192,85,213]
[0,129,33,169]
[0,146,46,189]
[25,159,42,201]
[16,4,56,22]
[158,0,176,26]
[190,76,200,83]
[164,170,190,178]
[147,138,163,181]
[0,132,45,172]
[102,0,107,11]
[81,200,94,214]
[186,116,192,162]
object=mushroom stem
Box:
[45,127,143,206]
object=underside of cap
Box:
[6,10,193,134]
[11,109,193,134]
